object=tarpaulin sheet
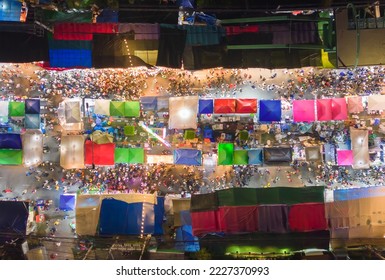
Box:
[288,203,327,232]
[350,128,370,169]
[368,95,385,111]
[157,25,187,68]
[175,225,200,252]
[218,206,258,233]
[0,149,23,165]
[124,101,140,118]
[25,114,41,129]
[347,96,364,113]
[333,186,385,201]
[140,97,157,111]
[259,100,281,122]
[0,133,22,149]
[25,99,40,115]
[217,188,258,207]
[0,201,29,235]
[199,99,214,114]
[94,99,110,115]
[85,140,115,166]
[233,150,248,165]
[293,100,315,122]
[179,210,192,226]
[263,147,292,163]
[217,143,234,165]
[331,98,348,121]
[248,149,263,165]
[59,194,76,211]
[214,99,236,114]
[8,102,25,117]
[316,99,332,121]
[60,135,85,169]
[168,96,198,129]
[49,49,92,68]
[257,204,289,233]
[337,150,354,166]
[110,101,125,116]
[191,210,221,236]
[305,146,322,162]
[235,99,257,114]
[174,149,202,166]
[118,23,160,40]
[54,23,118,40]
[22,131,43,167]
[190,192,218,212]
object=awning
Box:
[90,131,113,144]
[0,133,22,149]
[293,100,315,122]
[259,100,281,122]
[59,194,76,211]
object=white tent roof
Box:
[350,128,370,169]
[65,101,82,123]
[94,99,111,116]
[168,96,198,129]
[57,99,83,131]
[0,101,9,116]
[22,130,43,167]
[146,154,173,164]
[60,135,85,169]
[367,95,385,111]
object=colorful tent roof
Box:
[9,101,25,117]
[24,114,41,129]
[347,96,364,114]
[65,101,81,123]
[0,133,22,149]
[168,96,198,129]
[316,99,332,121]
[233,150,248,165]
[114,148,130,164]
[94,99,110,115]
[60,135,85,169]
[175,225,200,252]
[331,98,348,120]
[198,99,214,114]
[124,101,140,117]
[0,149,23,165]
[248,149,263,165]
[109,101,125,116]
[85,140,115,166]
[25,99,40,114]
[235,99,257,114]
[264,147,292,163]
[293,100,315,122]
[214,99,236,114]
[259,100,281,122]
[337,150,354,166]
[174,149,202,166]
[217,143,234,165]
[59,194,76,211]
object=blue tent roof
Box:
[248,149,263,165]
[199,99,214,114]
[174,149,202,166]
[259,100,281,122]
[0,133,22,149]
[59,194,76,211]
[175,225,200,252]
[25,114,41,129]
[25,99,40,114]
[140,96,157,111]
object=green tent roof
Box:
[233,150,249,165]
[0,149,23,165]
[218,143,234,165]
[124,101,140,117]
[9,102,25,117]
[115,148,130,164]
[128,148,144,164]
[110,101,125,117]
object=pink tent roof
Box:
[331,98,348,120]
[293,100,315,122]
[347,96,364,113]
[316,99,332,121]
[337,150,354,166]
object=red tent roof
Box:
[85,140,115,166]
[214,99,236,114]
[235,99,257,113]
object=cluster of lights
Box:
[124,39,134,68]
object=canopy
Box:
[259,100,281,122]
[305,146,322,162]
[90,131,113,144]
[169,96,198,129]
[264,147,292,163]
[140,96,157,111]
[316,99,332,121]
[293,100,315,122]
[59,194,76,211]
[233,150,248,165]
[214,99,236,114]
[22,131,43,167]
[347,96,364,113]
[0,149,23,165]
[25,99,40,114]
[174,149,202,166]
[217,143,234,165]
[65,101,81,123]
[337,150,354,166]
[60,135,85,169]
[9,101,25,117]
[350,128,370,169]
[0,101,9,116]
[124,101,140,117]
[94,99,110,115]
[85,140,115,166]
[367,95,385,111]
[24,114,41,129]
[198,99,214,114]
[235,99,257,114]
[0,133,22,149]
[248,149,263,165]
[109,101,125,116]
[331,98,348,120]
